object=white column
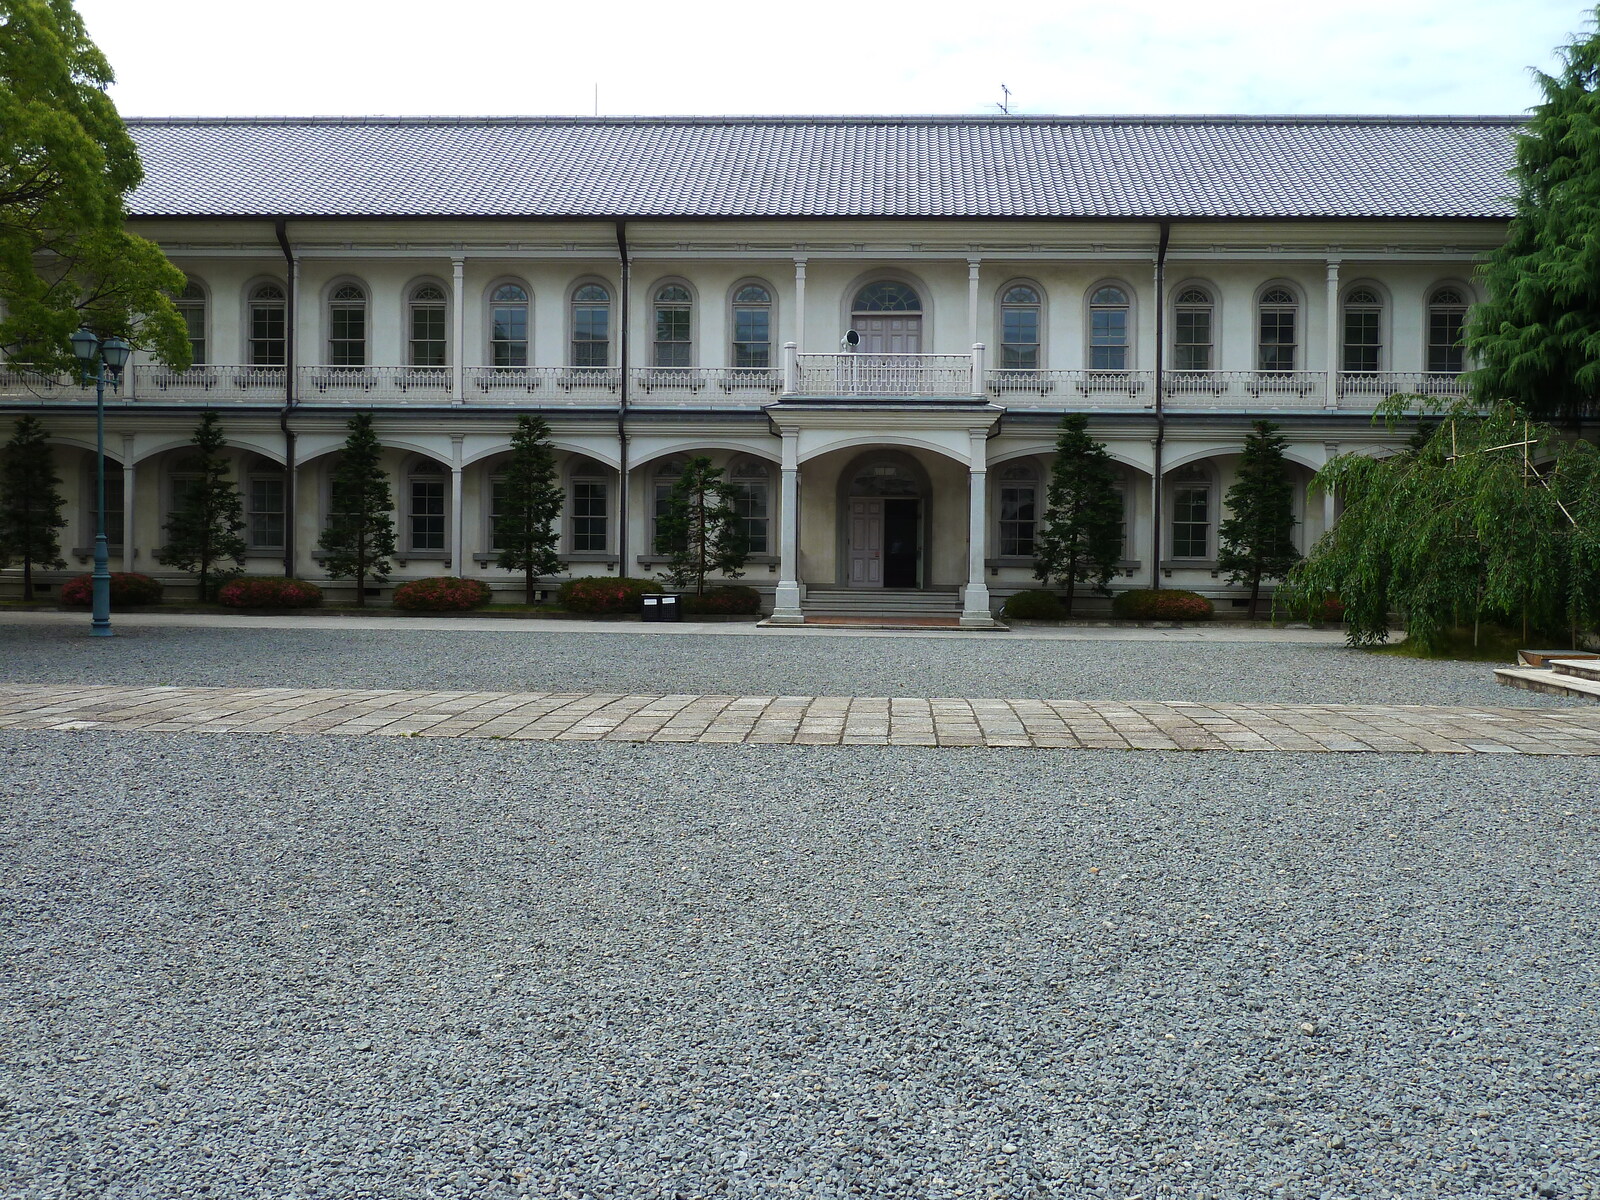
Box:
[971,342,986,397]
[121,435,136,572]
[960,427,994,627]
[793,257,807,352]
[450,433,465,573]
[1324,258,1341,409]
[783,340,798,395]
[967,257,982,348]
[770,427,804,623]
[451,257,465,404]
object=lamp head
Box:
[100,337,132,373]
[69,328,100,366]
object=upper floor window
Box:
[1342,287,1383,373]
[1428,287,1468,375]
[249,283,286,367]
[569,457,610,553]
[408,284,447,368]
[1000,285,1041,370]
[571,284,610,368]
[731,284,772,368]
[177,282,207,366]
[653,284,692,368]
[328,283,367,367]
[729,457,771,553]
[407,458,448,551]
[1173,286,1213,372]
[1257,286,1298,372]
[997,461,1039,556]
[1089,286,1129,371]
[490,283,529,367]
[853,282,921,312]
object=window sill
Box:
[311,548,452,568]
[1161,559,1219,578]
[471,551,620,570]
[986,556,1141,575]
[635,554,778,570]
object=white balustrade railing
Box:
[464,366,621,401]
[0,365,76,399]
[793,353,977,397]
[1164,371,1328,407]
[1336,371,1468,401]
[139,364,287,401]
[300,365,452,397]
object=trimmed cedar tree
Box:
[316,413,395,606]
[1467,12,1600,422]
[155,411,246,599]
[1032,413,1124,616]
[0,0,189,370]
[0,414,66,599]
[493,415,566,603]
[1218,420,1301,620]
[656,457,748,597]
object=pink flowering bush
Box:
[217,577,323,609]
[1110,588,1214,621]
[391,577,492,612]
[60,572,163,607]
[558,576,656,615]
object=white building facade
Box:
[0,115,1519,621]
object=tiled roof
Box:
[125,115,1521,221]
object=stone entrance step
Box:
[801,588,960,617]
[1496,660,1600,703]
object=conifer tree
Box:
[1032,413,1123,616]
[1468,14,1600,421]
[0,415,66,599]
[656,457,748,596]
[494,415,566,603]
[1218,420,1300,620]
[155,411,245,599]
[317,413,395,606]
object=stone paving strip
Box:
[3,683,1600,754]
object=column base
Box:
[768,579,805,624]
[960,582,996,627]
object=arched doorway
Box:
[842,454,925,588]
[851,282,922,353]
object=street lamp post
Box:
[69,330,132,637]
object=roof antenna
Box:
[593,84,599,117]
[997,83,1011,115]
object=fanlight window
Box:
[329,284,367,367]
[490,283,529,367]
[1170,463,1212,559]
[852,282,921,312]
[1428,287,1469,375]
[408,459,447,550]
[409,284,447,368]
[571,284,611,368]
[1000,285,1041,371]
[570,456,609,553]
[653,284,692,368]
[1342,287,1383,373]
[732,284,772,369]
[997,461,1039,556]
[1257,287,1298,372]
[1089,286,1129,371]
[249,283,286,367]
[177,281,207,366]
[1174,286,1213,372]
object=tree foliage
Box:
[1467,10,1600,421]
[493,415,565,603]
[0,413,64,598]
[155,411,245,599]
[1217,420,1301,619]
[317,413,395,605]
[655,457,748,596]
[0,0,188,370]
[1032,413,1123,616]
[1284,398,1600,650]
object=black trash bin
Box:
[642,593,682,622]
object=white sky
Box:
[81,0,1582,118]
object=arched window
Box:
[1427,287,1468,375]
[1000,285,1041,370]
[729,457,771,553]
[1342,287,1383,373]
[407,458,448,551]
[1174,286,1213,372]
[490,283,529,367]
[996,461,1039,556]
[852,282,922,312]
[731,284,773,368]
[246,457,285,550]
[328,284,367,367]
[177,282,207,366]
[653,284,692,368]
[408,283,447,368]
[569,457,610,553]
[651,456,688,553]
[1257,286,1298,372]
[571,284,611,368]
[1169,462,1214,560]
[249,283,286,367]
[1089,286,1130,371]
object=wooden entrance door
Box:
[856,315,922,354]
[848,499,884,586]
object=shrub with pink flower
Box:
[217,577,323,609]
[60,573,163,607]
[391,577,492,612]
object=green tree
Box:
[317,413,395,606]
[494,415,565,603]
[1032,413,1124,616]
[1285,398,1600,650]
[1,0,189,370]
[155,411,245,599]
[1218,420,1301,619]
[0,414,64,598]
[1466,10,1600,421]
[656,457,747,596]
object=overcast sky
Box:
[80,0,1583,119]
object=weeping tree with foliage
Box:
[656,456,748,597]
[1,0,189,369]
[317,413,395,606]
[494,414,565,603]
[1284,398,1600,651]
[1465,11,1600,423]
[155,411,245,599]
[0,414,65,598]
[1032,413,1124,616]
[1217,420,1301,619]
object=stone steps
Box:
[1495,663,1600,703]
[801,588,960,616]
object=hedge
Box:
[392,576,493,612]
[1000,589,1066,620]
[680,585,762,616]
[217,577,323,609]
[557,576,656,615]
[1110,588,1214,621]
[60,572,163,607]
